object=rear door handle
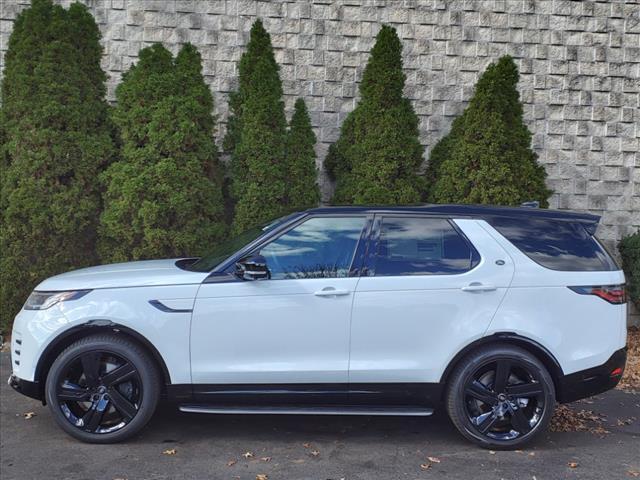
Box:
[461,283,497,292]
[314,287,350,297]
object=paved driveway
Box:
[1,352,638,480]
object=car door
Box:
[190,215,369,393]
[349,215,514,388]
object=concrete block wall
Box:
[1,1,638,323]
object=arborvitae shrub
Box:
[99,43,226,262]
[326,25,424,205]
[0,0,114,333]
[427,55,550,207]
[620,232,640,307]
[285,98,320,209]
[228,20,289,234]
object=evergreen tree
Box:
[326,25,424,205]
[229,20,288,234]
[99,43,226,262]
[224,19,279,203]
[427,55,550,206]
[0,0,114,333]
[285,98,320,209]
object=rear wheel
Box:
[446,344,555,449]
[45,334,160,443]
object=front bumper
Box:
[8,374,42,401]
[557,348,627,403]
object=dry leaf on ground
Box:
[162,449,176,455]
[427,456,441,463]
[619,327,639,392]
[420,463,431,470]
[568,462,579,468]
[551,405,610,435]
[23,412,36,419]
[226,460,237,467]
[242,451,254,459]
[260,457,272,462]
[256,475,268,480]
[310,450,320,457]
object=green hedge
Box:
[99,43,226,262]
[427,56,550,207]
[620,232,640,307]
[325,25,424,205]
[0,0,114,333]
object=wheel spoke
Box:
[101,362,136,387]
[108,387,138,420]
[465,380,498,406]
[80,352,101,388]
[476,411,499,434]
[58,382,91,402]
[506,382,543,398]
[493,360,511,393]
[509,405,532,434]
[81,397,108,432]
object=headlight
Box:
[23,290,91,310]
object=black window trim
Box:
[364,213,482,278]
[204,213,373,283]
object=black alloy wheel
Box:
[446,344,556,449]
[45,334,160,443]
[56,351,142,434]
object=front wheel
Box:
[446,344,556,449]
[45,334,160,443]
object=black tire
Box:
[45,333,161,443]
[446,344,555,450]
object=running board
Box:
[179,404,434,416]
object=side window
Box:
[488,217,617,272]
[373,217,479,276]
[258,216,366,280]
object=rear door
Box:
[349,216,514,386]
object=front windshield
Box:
[186,214,297,272]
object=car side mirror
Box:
[235,254,270,281]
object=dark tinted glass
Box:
[488,217,617,271]
[259,216,366,279]
[374,217,478,276]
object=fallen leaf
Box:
[515,450,524,454]
[302,443,311,448]
[427,456,441,463]
[226,460,237,467]
[628,471,640,477]
[260,457,272,462]
[489,450,496,455]
[23,412,36,419]
[568,462,578,468]
[420,463,431,470]
[256,475,268,480]
[529,452,536,457]
[242,452,254,459]
[310,450,320,457]
[292,459,305,464]
[162,449,177,455]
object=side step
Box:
[179,404,434,416]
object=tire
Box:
[446,344,556,450]
[45,333,161,443]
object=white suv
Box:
[9,205,627,448]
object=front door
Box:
[190,215,368,393]
[349,216,514,392]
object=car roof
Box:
[303,204,600,225]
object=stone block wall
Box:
[1,1,639,323]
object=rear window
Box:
[488,217,617,271]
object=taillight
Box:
[568,284,627,304]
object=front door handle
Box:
[314,287,351,297]
[461,283,497,292]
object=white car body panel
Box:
[191,276,359,384]
[349,219,515,383]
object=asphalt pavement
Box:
[1,351,638,480]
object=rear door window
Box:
[372,217,480,276]
[488,217,617,271]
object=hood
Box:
[35,259,210,291]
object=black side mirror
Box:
[235,254,270,281]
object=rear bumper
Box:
[8,374,42,402]
[557,348,627,403]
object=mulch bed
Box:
[619,326,640,393]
